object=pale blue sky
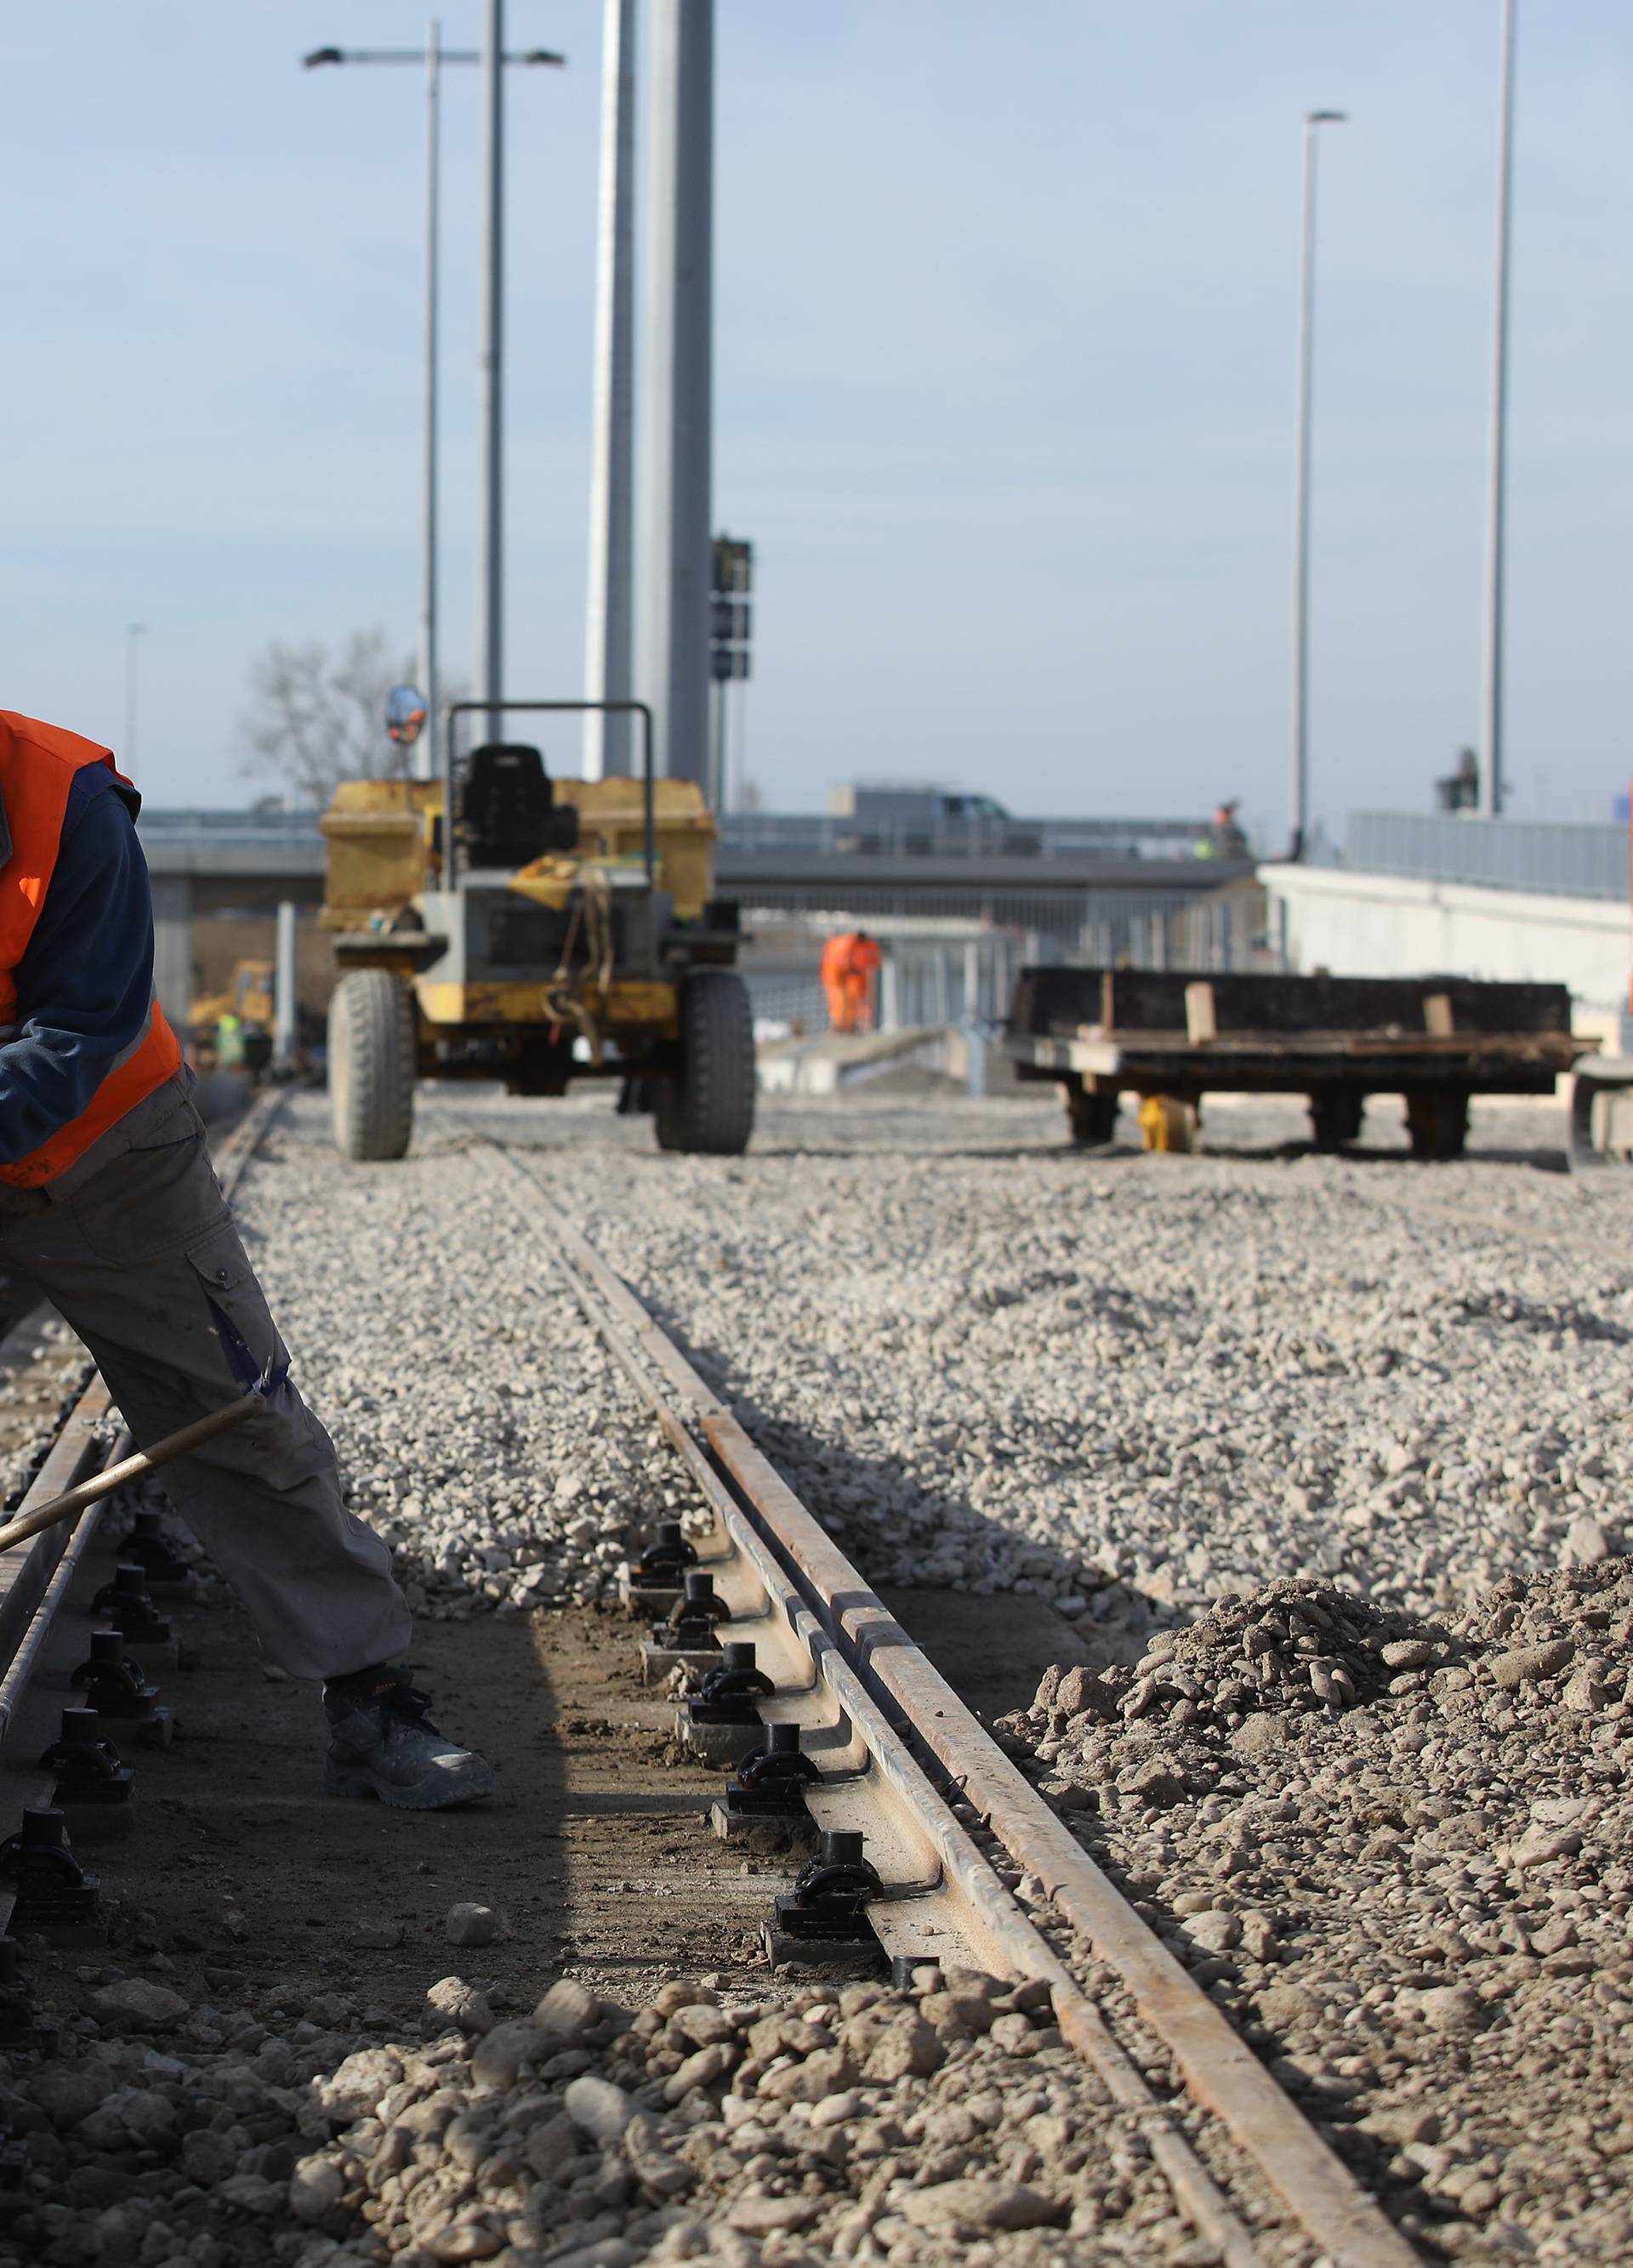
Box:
[2,3,1629,835]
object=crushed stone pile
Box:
[2,1964,1249,2268]
[1006,1560,1633,2262]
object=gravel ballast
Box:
[227,1104,665,1624]
[5,1963,1238,2268]
[2,1080,1628,2264]
[225,1089,1633,1648]
[455,1087,1633,1634]
[1004,1558,1633,2262]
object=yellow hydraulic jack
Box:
[1138,1094,1198,1153]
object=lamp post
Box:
[123,622,145,769]
[477,2,504,742]
[1481,0,1518,817]
[583,0,637,781]
[303,33,565,777]
[1289,107,1346,863]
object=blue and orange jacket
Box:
[0,710,181,1186]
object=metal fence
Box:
[139,808,327,842]
[748,884,1278,1042]
[747,946,1020,1037]
[1346,811,1630,902]
[735,878,1251,954]
[720,812,1218,861]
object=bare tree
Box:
[240,628,414,808]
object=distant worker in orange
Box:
[820,929,884,1034]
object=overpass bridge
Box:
[135,804,1255,1034]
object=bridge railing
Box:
[1346,810,1630,902]
[718,813,1220,861]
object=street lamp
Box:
[1481,0,1518,817]
[583,0,636,782]
[303,30,566,779]
[1289,107,1346,863]
[123,623,145,768]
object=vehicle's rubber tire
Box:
[1404,1086,1469,1162]
[328,971,417,1161]
[652,1089,684,1151]
[652,971,756,1157]
[1309,1090,1364,1150]
[1063,1079,1119,1146]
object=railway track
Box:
[0,1094,1434,2265]
[0,1093,288,1919]
[479,1139,1420,2268]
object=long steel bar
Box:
[0,1422,127,1753]
[488,1144,1418,2268]
[703,1417,1412,2268]
[689,1455,1264,2268]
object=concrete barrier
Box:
[1263,862,1629,1032]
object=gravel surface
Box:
[451,1085,1633,1641]
[0,1311,92,1508]
[5,1963,1242,2268]
[226,1087,1633,1646]
[230,1106,664,1624]
[3,1079,1627,2265]
[1003,1558,1633,2262]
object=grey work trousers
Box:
[0,1072,411,1681]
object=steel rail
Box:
[0,1085,287,1729]
[0,1425,122,1751]
[486,1141,1420,2268]
[0,1390,262,1559]
[632,1432,1266,2268]
[0,1387,114,1685]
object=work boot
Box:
[322,1664,495,1810]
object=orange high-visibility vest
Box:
[0,711,181,1188]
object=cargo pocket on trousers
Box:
[185,1235,333,1492]
[71,1108,227,1265]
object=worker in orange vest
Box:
[0,712,491,1810]
[820,929,884,1034]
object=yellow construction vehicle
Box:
[191,958,276,1071]
[318,696,754,1160]
[191,958,275,1041]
